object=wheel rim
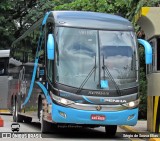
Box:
[12,106,15,116]
[13,105,16,121]
[39,99,43,124]
[13,100,18,122]
[15,101,18,122]
[40,110,43,124]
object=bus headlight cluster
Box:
[122,99,140,108]
[51,94,75,105]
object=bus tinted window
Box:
[0,58,9,75]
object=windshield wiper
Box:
[102,55,121,96]
[76,54,97,94]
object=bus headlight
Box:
[122,99,140,108]
[51,94,75,105]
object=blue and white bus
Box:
[10,11,152,135]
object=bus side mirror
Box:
[47,34,54,60]
[138,39,152,64]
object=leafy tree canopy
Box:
[0,0,73,49]
[1,0,160,49]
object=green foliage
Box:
[1,0,160,49]
[0,1,16,49]
[0,0,72,49]
[54,0,141,21]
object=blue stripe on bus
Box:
[42,12,51,26]
[52,103,138,126]
[36,82,52,104]
[82,95,95,104]
[22,58,39,107]
[22,11,51,107]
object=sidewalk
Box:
[120,120,147,133]
[119,121,160,141]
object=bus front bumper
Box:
[51,103,138,126]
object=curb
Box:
[120,125,138,133]
[119,126,160,141]
[149,139,160,141]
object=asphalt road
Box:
[0,114,132,141]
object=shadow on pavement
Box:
[24,122,130,140]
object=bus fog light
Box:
[127,114,135,121]
[59,111,67,118]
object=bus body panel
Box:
[15,64,42,117]
[51,102,138,126]
[24,82,42,116]
[0,76,9,112]
[0,50,10,113]
[8,58,22,113]
[52,11,133,31]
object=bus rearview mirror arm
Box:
[138,39,152,64]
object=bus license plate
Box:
[91,115,106,121]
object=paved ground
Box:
[0,114,132,141]
[120,120,147,132]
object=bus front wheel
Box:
[13,97,23,122]
[24,116,32,123]
[40,98,52,133]
[40,98,58,133]
[105,125,117,137]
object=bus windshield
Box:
[56,27,137,90]
[99,31,137,89]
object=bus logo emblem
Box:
[96,105,102,111]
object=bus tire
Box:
[41,115,51,133]
[40,97,58,133]
[40,98,51,133]
[13,98,23,122]
[24,116,32,123]
[105,125,117,137]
